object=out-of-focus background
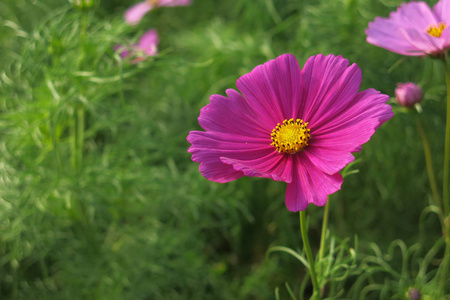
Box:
[0,0,446,299]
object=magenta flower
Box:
[366,0,450,56]
[395,82,423,107]
[115,29,159,63]
[187,54,393,211]
[125,0,192,25]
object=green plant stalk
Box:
[78,10,88,67]
[443,63,450,218]
[70,112,77,170]
[71,105,84,171]
[118,55,125,106]
[438,62,450,295]
[76,103,84,170]
[416,118,444,226]
[300,211,320,299]
[318,199,329,276]
[50,118,63,173]
[73,10,88,172]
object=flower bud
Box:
[407,287,421,300]
[115,29,159,64]
[70,0,94,9]
[395,82,423,107]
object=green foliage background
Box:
[0,0,447,299]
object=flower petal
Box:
[400,27,446,54]
[187,131,266,183]
[285,155,343,212]
[305,89,392,174]
[187,131,269,183]
[158,0,192,6]
[298,54,361,128]
[198,90,269,137]
[441,26,450,48]
[125,1,153,25]
[221,152,293,183]
[433,0,450,24]
[137,29,159,56]
[236,54,303,127]
[314,88,392,136]
[366,17,425,55]
[391,2,438,29]
[305,148,355,176]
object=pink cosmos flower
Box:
[187,54,393,212]
[395,82,423,107]
[366,0,450,56]
[115,29,159,63]
[125,0,192,25]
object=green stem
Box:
[440,234,450,293]
[49,116,63,173]
[71,10,88,172]
[443,63,450,220]
[439,62,450,295]
[76,103,84,170]
[299,211,320,298]
[70,111,77,170]
[318,200,329,275]
[416,118,444,225]
[78,11,88,68]
[70,104,84,172]
[118,54,125,106]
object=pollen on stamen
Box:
[427,22,447,38]
[270,118,311,154]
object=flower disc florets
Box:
[271,118,310,154]
[427,22,447,38]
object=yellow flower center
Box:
[270,118,310,154]
[427,22,447,38]
[148,0,160,6]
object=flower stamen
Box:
[426,22,447,38]
[271,118,310,154]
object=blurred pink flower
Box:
[395,82,423,107]
[187,54,393,211]
[115,29,159,63]
[125,0,192,25]
[366,0,450,56]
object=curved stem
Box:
[439,235,450,294]
[416,117,444,226]
[299,211,320,298]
